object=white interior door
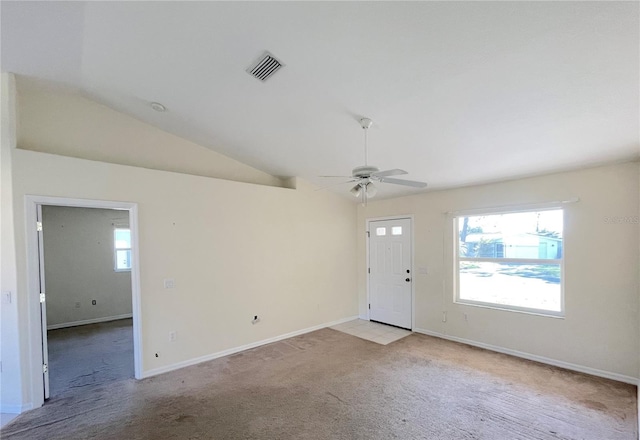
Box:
[368,218,412,329]
[37,205,50,399]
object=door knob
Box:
[405,278,411,282]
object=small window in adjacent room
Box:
[455,208,563,316]
[114,228,132,271]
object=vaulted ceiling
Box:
[2,1,638,199]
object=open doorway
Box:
[40,206,134,398]
[25,196,142,409]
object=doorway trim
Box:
[365,215,415,330]
[25,195,143,408]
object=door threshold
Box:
[369,320,411,332]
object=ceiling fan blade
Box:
[314,179,358,191]
[378,177,428,188]
[372,169,407,178]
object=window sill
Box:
[454,299,565,319]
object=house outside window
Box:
[114,228,132,271]
[455,208,563,316]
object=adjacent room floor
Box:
[1,320,636,439]
[46,318,134,398]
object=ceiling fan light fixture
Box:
[316,116,428,200]
[365,182,377,197]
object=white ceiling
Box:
[2,1,639,199]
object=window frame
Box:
[453,206,565,318]
[114,227,132,272]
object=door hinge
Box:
[368,268,370,274]
[368,303,371,310]
[42,363,48,373]
[36,221,43,232]
[366,231,370,237]
[40,293,46,303]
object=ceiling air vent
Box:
[246,52,284,82]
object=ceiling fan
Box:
[318,118,427,204]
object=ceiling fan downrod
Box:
[360,118,373,167]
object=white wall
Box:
[358,162,639,380]
[41,206,132,328]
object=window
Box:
[376,227,386,236]
[114,228,132,271]
[392,226,403,235]
[455,208,563,315]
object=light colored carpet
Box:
[2,323,636,439]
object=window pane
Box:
[116,250,131,270]
[376,227,386,236]
[459,210,563,259]
[459,262,561,312]
[392,226,402,235]
[115,229,131,249]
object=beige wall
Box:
[1,73,26,412]
[5,72,638,413]
[358,162,639,379]
[16,78,285,188]
[11,148,358,407]
[5,76,358,410]
[42,206,132,327]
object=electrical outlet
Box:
[75,302,81,308]
[164,278,175,289]
[442,311,447,322]
[169,331,177,342]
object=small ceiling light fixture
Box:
[150,102,166,112]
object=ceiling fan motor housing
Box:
[352,165,380,178]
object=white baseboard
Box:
[1,402,33,414]
[358,314,368,320]
[413,328,638,386]
[47,314,133,330]
[142,315,360,379]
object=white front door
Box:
[368,218,412,329]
